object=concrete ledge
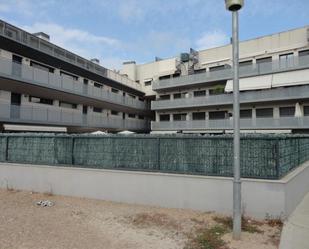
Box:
[0,162,308,219]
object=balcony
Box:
[152,54,309,91]
[0,20,142,92]
[151,116,309,131]
[0,103,149,131]
[0,57,148,111]
[151,84,309,111]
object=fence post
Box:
[5,136,9,161]
[275,139,280,179]
[71,137,75,165]
[157,137,160,170]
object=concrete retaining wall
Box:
[0,162,308,219]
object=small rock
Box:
[36,200,54,207]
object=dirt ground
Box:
[0,189,282,249]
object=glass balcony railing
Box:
[151,84,309,110]
[0,56,147,111]
[0,102,149,131]
[151,116,309,131]
[153,54,309,90]
[0,20,142,92]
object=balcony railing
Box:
[0,103,149,131]
[0,20,142,92]
[151,84,309,110]
[151,116,309,131]
[0,56,147,110]
[153,54,309,90]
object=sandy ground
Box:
[0,189,281,249]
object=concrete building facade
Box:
[121,26,309,133]
[1,19,309,133]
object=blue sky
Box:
[0,0,308,69]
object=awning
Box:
[272,69,309,87]
[225,75,272,92]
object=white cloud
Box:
[196,30,230,50]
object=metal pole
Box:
[232,10,241,240]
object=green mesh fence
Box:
[0,134,308,179]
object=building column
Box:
[273,107,280,118]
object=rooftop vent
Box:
[33,32,50,41]
[123,61,136,65]
[90,58,100,64]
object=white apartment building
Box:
[121,26,309,133]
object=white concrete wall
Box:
[1,162,308,219]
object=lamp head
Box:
[225,0,244,11]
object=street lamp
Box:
[225,0,244,240]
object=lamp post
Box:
[225,0,244,240]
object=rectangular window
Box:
[209,111,228,120]
[173,113,187,121]
[93,107,102,113]
[280,53,294,68]
[304,106,309,116]
[30,61,54,73]
[192,112,206,120]
[29,96,53,105]
[239,60,253,67]
[194,68,206,74]
[209,86,225,95]
[159,75,171,80]
[240,109,252,119]
[60,71,78,81]
[173,93,181,99]
[209,65,225,72]
[279,106,295,117]
[94,82,103,88]
[111,88,119,93]
[299,50,309,57]
[160,114,170,121]
[256,57,272,64]
[83,79,89,84]
[138,115,144,120]
[59,101,77,109]
[144,80,152,86]
[128,94,136,99]
[111,110,119,115]
[256,108,273,118]
[128,113,136,118]
[193,90,206,97]
[158,94,170,100]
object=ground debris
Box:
[36,200,54,207]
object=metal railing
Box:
[0,133,308,179]
[151,84,309,110]
[151,116,309,130]
[153,54,309,90]
[0,103,149,131]
[0,56,147,110]
[0,20,142,92]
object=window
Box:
[94,82,103,88]
[159,75,171,80]
[93,107,102,113]
[111,88,119,93]
[158,94,170,100]
[194,90,206,97]
[209,65,225,72]
[279,106,295,117]
[138,115,144,120]
[111,110,119,115]
[128,94,136,99]
[304,106,309,116]
[160,114,170,122]
[239,60,253,67]
[59,101,77,109]
[128,113,136,118]
[256,57,272,64]
[209,86,225,95]
[256,108,273,118]
[30,61,54,73]
[194,68,206,74]
[138,97,144,102]
[144,80,152,86]
[29,96,53,105]
[83,79,89,84]
[173,113,187,121]
[193,112,206,120]
[60,71,78,81]
[299,50,309,57]
[240,109,252,119]
[280,53,293,68]
[173,92,187,99]
[209,111,228,120]
[135,80,140,84]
